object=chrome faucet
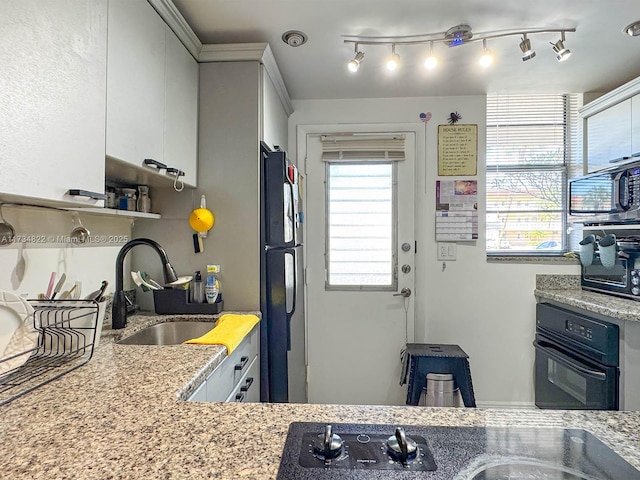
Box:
[112,238,179,329]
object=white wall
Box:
[0,205,131,346]
[288,96,580,408]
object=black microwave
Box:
[582,251,640,300]
[569,162,640,217]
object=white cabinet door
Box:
[164,28,198,188]
[632,95,640,160]
[188,380,207,402]
[106,0,165,168]
[587,100,633,173]
[0,0,107,205]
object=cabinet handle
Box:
[66,189,107,201]
[234,356,249,371]
[240,377,254,392]
[143,158,167,169]
[166,167,185,177]
[609,156,631,164]
[235,392,245,402]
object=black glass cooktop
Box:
[276,422,640,479]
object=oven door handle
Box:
[533,340,607,381]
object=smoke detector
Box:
[445,25,473,47]
[282,30,308,47]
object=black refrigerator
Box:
[260,142,306,403]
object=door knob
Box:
[393,287,411,297]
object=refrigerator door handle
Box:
[285,247,297,351]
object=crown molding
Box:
[148,1,293,116]
[147,0,202,59]
[579,75,640,118]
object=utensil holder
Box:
[153,288,223,314]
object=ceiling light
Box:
[519,34,536,61]
[424,42,438,70]
[550,31,571,61]
[623,21,640,36]
[347,45,365,72]
[445,25,473,47]
[479,39,493,67]
[386,45,400,71]
[343,25,575,72]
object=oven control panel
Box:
[566,320,593,340]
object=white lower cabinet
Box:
[188,325,259,403]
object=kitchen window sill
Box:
[487,255,579,265]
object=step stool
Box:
[401,343,476,407]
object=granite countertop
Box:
[2,311,640,479]
[535,274,640,322]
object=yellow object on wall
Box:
[189,207,214,232]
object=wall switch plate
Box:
[437,242,457,261]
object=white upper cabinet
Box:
[632,95,640,160]
[581,76,640,174]
[106,0,197,187]
[106,0,166,168]
[164,28,198,188]
[0,0,108,206]
[586,100,632,173]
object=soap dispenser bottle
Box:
[205,265,219,304]
[191,271,204,303]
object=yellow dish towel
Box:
[183,314,260,353]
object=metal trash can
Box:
[419,373,460,407]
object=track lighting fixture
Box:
[424,41,438,70]
[342,24,575,73]
[386,44,400,71]
[519,34,536,61]
[623,20,640,37]
[550,31,571,62]
[347,44,365,72]
[479,39,494,67]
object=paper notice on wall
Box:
[437,124,478,176]
[435,180,478,241]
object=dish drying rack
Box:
[0,299,99,406]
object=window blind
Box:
[321,134,405,162]
[486,94,577,253]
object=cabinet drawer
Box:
[226,356,259,403]
[205,326,258,402]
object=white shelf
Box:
[69,207,161,220]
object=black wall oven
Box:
[534,303,619,410]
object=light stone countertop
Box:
[535,274,640,323]
[1,310,640,479]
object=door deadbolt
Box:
[393,287,412,298]
[401,264,411,273]
[401,243,411,252]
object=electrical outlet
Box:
[437,242,457,261]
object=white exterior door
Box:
[303,127,416,406]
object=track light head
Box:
[519,34,536,61]
[479,39,493,67]
[424,41,438,70]
[550,32,571,61]
[348,51,365,72]
[386,45,400,71]
[623,20,640,36]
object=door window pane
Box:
[326,162,395,289]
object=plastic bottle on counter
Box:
[205,265,219,304]
[190,271,204,303]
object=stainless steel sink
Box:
[116,321,215,345]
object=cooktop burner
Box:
[276,422,640,479]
